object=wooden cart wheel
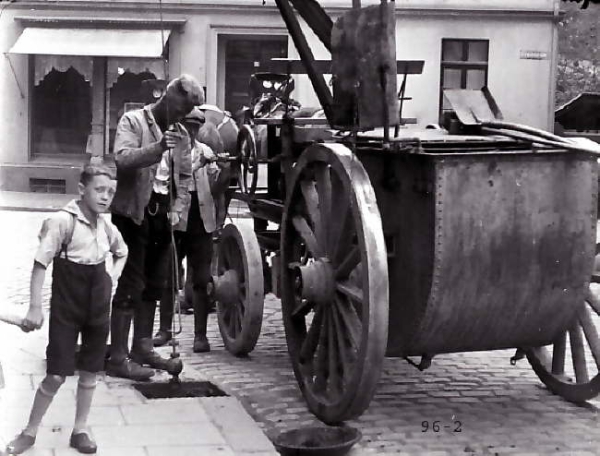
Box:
[525,285,600,402]
[280,143,389,424]
[236,125,259,196]
[214,223,264,356]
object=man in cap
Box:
[106,74,203,380]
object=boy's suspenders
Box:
[58,213,77,260]
[59,213,112,260]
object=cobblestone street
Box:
[1,211,599,456]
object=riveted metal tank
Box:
[359,134,598,357]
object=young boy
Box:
[5,164,128,455]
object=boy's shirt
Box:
[35,199,128,268]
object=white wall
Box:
[0,7,30,165]
[394,14,556,129]
[286,4,558,129]
[0,0,560,177]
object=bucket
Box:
[272,426,361,456]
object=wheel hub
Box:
[211,269,240,306]
[293,259,335,305]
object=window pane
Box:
[468,41,488,62]
[33,68,91,156]
[466,69,486,89]
[443,68,463,89]
[442,40,463,61]
[108,71,157,154]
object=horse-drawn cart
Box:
[210,0,600,424]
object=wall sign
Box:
[520,50,549,60]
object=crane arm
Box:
[288,0,334,52]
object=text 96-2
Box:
[421,420,462,433]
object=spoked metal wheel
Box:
[236,125,259,196]
[280,143,389,424]
[525,285,600,402]
[213,223,264,356]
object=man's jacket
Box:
[111,105,191,225]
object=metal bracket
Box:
[4,53,25,99]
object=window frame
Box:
[439,38,490,121]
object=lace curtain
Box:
[107,58,166,88]
[34,55,93,86]
[34,56,166,87]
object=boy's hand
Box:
[22,307,43,332]
[169,211,180,227]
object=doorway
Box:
[221,35,288,115]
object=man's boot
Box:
[132,337,173,370]
[193,287,211,353]
[106,308,154,381]
[154,290,174,347]
[154,285,181,347]
[131,300,172,370]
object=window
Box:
[440,39,489,119]
[29,178,66,194]
[107,71,157,155]
[32,67,92,156]
[32,56,166,159]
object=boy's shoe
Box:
[106,357,154,381]
[193,335,210,353]
[6,432,35,454]
[70,431,97,454]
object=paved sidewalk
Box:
[0,319,278,456]
[0,191,273,456]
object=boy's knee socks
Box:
[39,375,65,397]
[77,378,97,390]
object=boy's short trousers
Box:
[46,318,109,376]
[46,257,112,376]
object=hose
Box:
[480,126,600,155]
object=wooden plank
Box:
[267,58,424,75]
[253,117,329,126]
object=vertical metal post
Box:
[352,0,361,8]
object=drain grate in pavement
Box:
[133,381,229,399]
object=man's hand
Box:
[169,211,180,227]
[160,129,187,151]
[22,307,44,332]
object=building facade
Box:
[0,0,562,193]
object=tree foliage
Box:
[561,0,600,9]
[556,3,600,106]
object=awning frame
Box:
[14,16,187,28]
[9,27,173,58]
